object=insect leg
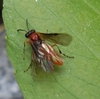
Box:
[51,44,74,58]
[24,52,34,72]
[23,41,26,60]
[23,39,31,60]
[31,53,39,75]
[24,52,38,74]
[24,63,31,72]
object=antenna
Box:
[26,19,29,31]
[17,29,27,32]
[17,19,30,33]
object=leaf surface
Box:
[3,0,100,99]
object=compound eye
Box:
[25,31,32,38]
[31,29,35,33]
[25,33,29,38]
[25,29,36,38]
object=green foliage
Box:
[3,0,100,99]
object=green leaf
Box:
[3,0,100,99]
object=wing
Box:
[40,33,72,46]
[30,40,54,72]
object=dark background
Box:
[0,1,23,99]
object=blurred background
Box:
[0,0,23,99]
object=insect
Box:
[17,20,74,72]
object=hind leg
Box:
[51,44,74,58]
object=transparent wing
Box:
[40,33,72,46]
[31,41,54,72]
